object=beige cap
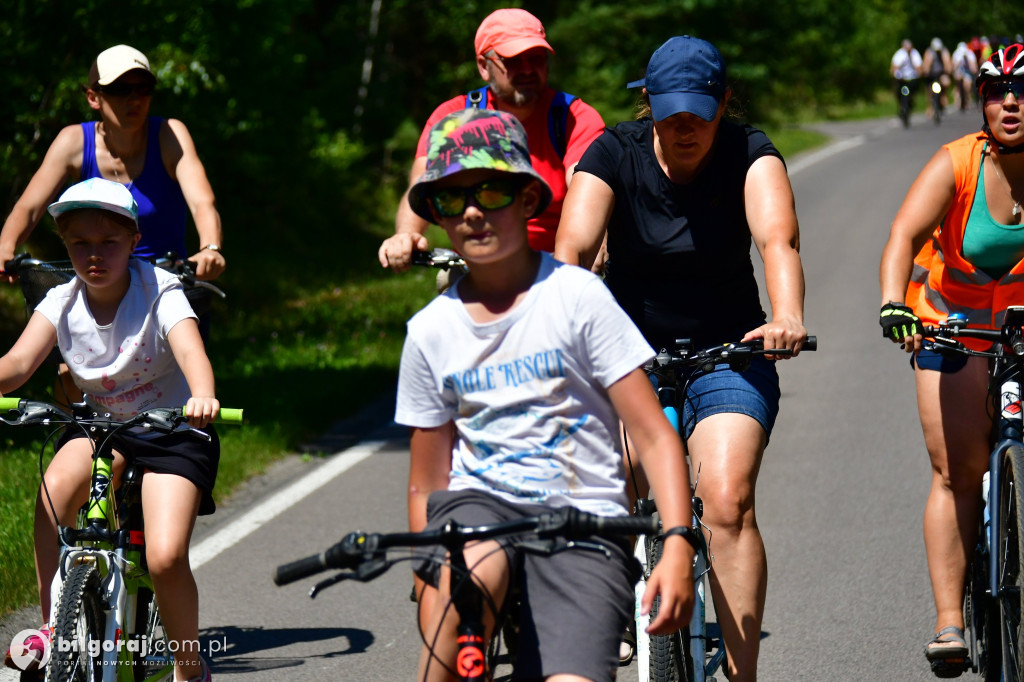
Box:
[88,45,154,87]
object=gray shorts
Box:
[414,489,636,682]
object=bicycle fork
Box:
[51,452,147,676]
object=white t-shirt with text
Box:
[395,253,654,516]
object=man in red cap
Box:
[379,8,605,269]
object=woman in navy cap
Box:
[555,35,808,681]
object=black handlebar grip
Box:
[593,514,660,535]
[273,553,329,586]
[804,336,817,352]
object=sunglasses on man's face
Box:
[97,81,155,98]
[984,80,1024,103]
[428,179,523,218]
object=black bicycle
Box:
[896,78,918,128]
[631,335,816,682]
[918,307,1024,680]
[274,506,668,682]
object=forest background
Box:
[0,0,1023,614]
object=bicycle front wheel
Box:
[47,564,104,682]
[997,445,1024,681]
[646,535,694,682]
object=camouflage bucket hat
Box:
[408,108,552,223]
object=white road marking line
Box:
[788,135,866,176]
[189,440,387,569]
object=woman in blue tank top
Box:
[0,44,225,282]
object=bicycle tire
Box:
[646,535,693,682]
[46,564,104,682]
[133,587,170,681]
[966,529,1001,681]
[998,445,1024,682]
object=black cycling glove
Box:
[879,302,921,341]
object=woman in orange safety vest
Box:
[879,43,1024,675]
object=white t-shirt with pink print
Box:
[36,259,196,419]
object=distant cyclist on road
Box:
[878,43,1024,677]
[378,8,605,271]
[922,37,954,117]
[891,39,923,124]
[952,41,979,111]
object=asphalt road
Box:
[1,107,988,681]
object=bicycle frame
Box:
[632,336,815,681]
[50,447,171,681]
[37,411,174,681]
[652,380,722,682]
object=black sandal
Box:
[924,626,969,678]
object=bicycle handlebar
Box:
[273,506,658,587]
[3,252,226,299]
[0,398,243,426]
[651,335,817,374]
[922,317,1024,357]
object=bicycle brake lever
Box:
[353,557,390,582]
[309,572,352,599]
[518,538,558,555]
[185,426,213,442]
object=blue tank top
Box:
[80,117,188,259]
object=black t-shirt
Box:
[575,118,783,351]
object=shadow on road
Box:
[201,624,373,674]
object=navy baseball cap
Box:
[627,36,727,122]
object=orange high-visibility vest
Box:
[906,132,1024,347]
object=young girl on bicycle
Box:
[0,178,219,682]
[395,108,696,682]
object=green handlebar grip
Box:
[0,397,22,410]
[218,408,244,423]
[181,406,244,423]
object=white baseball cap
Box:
[89,45,154,87]
[47,178,139,225]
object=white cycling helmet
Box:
[978,44,1024,153]
[978,43,1024,91]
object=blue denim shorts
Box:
[911,348,970,373]
[676,356,781,440]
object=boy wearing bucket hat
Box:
[396,107,695,682]
[380,8,605,272]
[0,177,220,682]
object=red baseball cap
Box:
[474,9,553,58]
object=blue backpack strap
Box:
[547,91,578,161]
[465,86,488,109]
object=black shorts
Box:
[56,425,219,515]
[414,489,636,682]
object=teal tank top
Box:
[962,147,1024,280]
